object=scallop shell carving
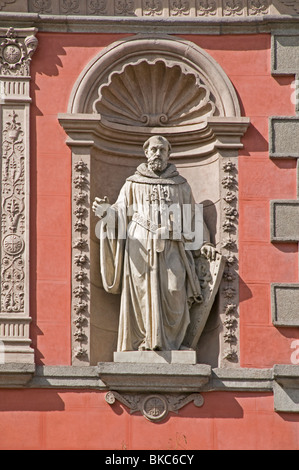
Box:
[93,60,216,127]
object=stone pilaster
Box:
[0,27,38,364]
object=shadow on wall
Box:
[0,389,65,412]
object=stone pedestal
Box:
[113,350,197,364]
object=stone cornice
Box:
[1,11,299,33]
[2,364,299,415]
[0,1,298,19]
[58,114,250,158]
[0,363,274,391]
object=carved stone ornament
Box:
[93,59,216,127]
[72,158,90,362]
[1,111,25,313]
[115,0,135,15]
[169,0,191,16]
[59,35,250,366]
[223,0,244,15]
[0,27,38,76]
[220,160,239,362]
[248,0,269,15]
[87,0,107,15]
[105,391,204,422]
[30,0,52,14]
[0,27,38,364]
[0,0,295,17]
[278,0,299,14]
[0,1,17,10]
[197,0,217,16]
[143,0,163,15]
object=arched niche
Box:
[59,35,249,367]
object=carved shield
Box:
[183,252,226,350]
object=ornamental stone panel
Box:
[0,27,37,365]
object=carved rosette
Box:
[220,159,239,363]
[0,27,37,77]
[72,159,90,362]
[105,391,204,422]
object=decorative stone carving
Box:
[93,60,216,127]
[70,36,242,118]
[197,0,217,16]
[1,110,25,313]
[169,0,191,16]
[72,158,90,362]
[220,159,239,363]
[0,0,294,17]
[93,135,224,353]
[87,0,107,14]
[60,0,80,14]
[115,0,135,15]
[29,0,52,14]
[0,0,16,10]
[59,35,249,367]
[248,0,269,15]
[278,0,299,14]
[143,0,163,15]
[223,0,244,16]
[105,391,204,421]
[0,27,37,364]
[0,27,37,77]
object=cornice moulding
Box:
[1,12,299,33]
[2,364,299,414]
[58,113,250,158]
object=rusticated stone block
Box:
[272,34,299,75]
[271,284,299,327]
[269,117,299,158]
[273,365,299,413]
[271,200,299,242]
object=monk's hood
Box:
[126,163,186,185]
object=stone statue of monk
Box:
[93,135,217,352]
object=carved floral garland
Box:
[221,160,238,362]
[73,159,89,360]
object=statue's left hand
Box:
[200,243,217,261]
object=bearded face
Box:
[145,138,170,173]
[147,156,166,172]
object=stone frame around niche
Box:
[58,34,250,373]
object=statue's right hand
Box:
[92,196,110,218]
